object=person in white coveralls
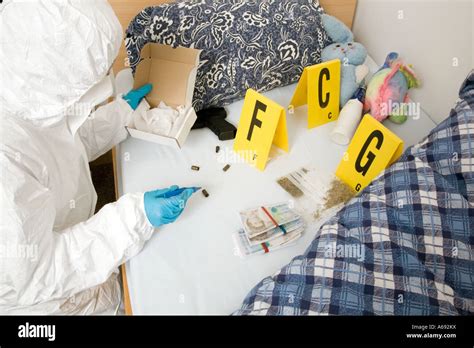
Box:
[0,0,195,314]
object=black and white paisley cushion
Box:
[126,0,330,111]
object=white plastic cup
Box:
[330,99,363,145]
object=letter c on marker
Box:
[318,68,330,108]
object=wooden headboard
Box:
[109,0,357,73]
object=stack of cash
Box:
[237,203,305,255]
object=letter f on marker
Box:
[247,100,266,141]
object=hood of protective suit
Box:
[0,0,123,126]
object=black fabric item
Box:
[193,107,236,140]
[192,107,227,129]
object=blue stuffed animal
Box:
[321,14,369,108]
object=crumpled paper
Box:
[132,100,186,136]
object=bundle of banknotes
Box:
[237,203,305,255]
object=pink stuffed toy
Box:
[364,52,421,124]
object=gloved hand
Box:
[123,84,153,110]
[143,185,197,227]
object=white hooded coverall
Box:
[0,0,155,314]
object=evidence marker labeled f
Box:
[234,89,289,171]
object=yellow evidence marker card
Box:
[290,59,341,129]
[234,89,289,171]
[336,114,404,193]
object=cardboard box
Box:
[126,43,201,149]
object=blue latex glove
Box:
[123,84,153,110]
[144,185,198,227]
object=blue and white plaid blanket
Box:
[235,72,474,315]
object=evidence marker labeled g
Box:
[336,114,404,192]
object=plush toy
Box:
[364,52,421,124]
[321,14,369,108]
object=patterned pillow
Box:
[125,0,330,111]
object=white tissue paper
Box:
[132,101,187,137]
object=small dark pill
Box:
[223,164,231,172]
[191,165,200,171]
[202,189,209,198]
[216,146,220,153]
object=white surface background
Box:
[353,0,473,124]
[117,57,437,315]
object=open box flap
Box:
[134,43,201,108]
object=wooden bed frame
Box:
[108,0,357,315]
